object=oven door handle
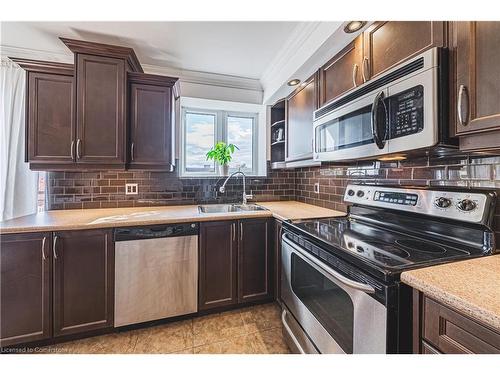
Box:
[371,91,388,150]
[283,234,375,294]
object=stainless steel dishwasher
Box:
[114,223,198,327]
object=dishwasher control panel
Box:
[114,223,198,241]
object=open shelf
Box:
[271,119,285,128]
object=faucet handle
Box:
[245,193,254,201]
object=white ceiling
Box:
[0,21,301,80]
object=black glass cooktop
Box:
[286,217,481,273]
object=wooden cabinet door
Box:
[129,83,173,169]
[238,219,272,303]
[27,72,75,166]
[75,54,126,167]
[454,21,500,135]
[199,221,238,311]
[53,229,114,336]
[0,232,52,347]
[423,297,500,353]
[318,35,363,106]
[363,21,446,80]
[286,73,317,162]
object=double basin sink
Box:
[198,204,268,214]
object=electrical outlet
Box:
[314,182,320,194]
[125,183,138,195]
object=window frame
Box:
[180,107,258,177]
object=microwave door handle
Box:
[283,235,375,294]
[371,91,388,150]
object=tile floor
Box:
[40,303,291,354]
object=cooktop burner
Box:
[395,239,446,254]
[287,216,477,273]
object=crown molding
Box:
[1,44,262,93]
[260,22,323,87]
[59,37,143,73]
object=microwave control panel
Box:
[388,85,424,139]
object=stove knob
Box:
[457,199,477,212]
[347,189,355,196]
[356,190,365,198]
[434,197,452,209]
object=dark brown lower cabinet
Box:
[238,219,272,303]
[413,290,500,354]
[198,221,238,311]
[0,232,52,347]
[53,229,114,336]
[199,219,273,311]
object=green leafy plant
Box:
[206,142,239,166]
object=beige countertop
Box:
[0,201,344,234]
[401,255,500,331]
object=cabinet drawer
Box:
[421,341,441,354]
[423,297,500,354]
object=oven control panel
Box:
[344,184,493,224]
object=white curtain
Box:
[0,59,38,221]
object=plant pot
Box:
[217,164,229,176]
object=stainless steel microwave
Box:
[313,47,456,162]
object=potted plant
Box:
[206,142,239,176]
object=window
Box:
[181,107,258,176]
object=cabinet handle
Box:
[41,236,47,261]
[457,84,469,126]
[240,222,243,241]
[232,222,236,241]
[131,142,135,161]
[53,235,58,259]
[76,139,81,159]
[70,140,75,161]
[362,57,369,83]
[352,63,359,87]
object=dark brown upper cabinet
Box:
[10,59,75,170]
[452,22,500,151]
[60,38,144,169]
[238,218,273,304]
[318,35,364,106]
[286,73,318,162]
[0,232,52,347]
[74,54,126,167]
[128,73,179,170]
[362,21,447,81]
[198,220,238,311]
[53,229,114,337]
[13,39,184,171]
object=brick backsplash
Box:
[294,154,500,239]
[47,162,295,210]
[48,155,500,219]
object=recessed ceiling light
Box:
[378,155,406,161]
[287,79,301,86]
[344,21,366,34]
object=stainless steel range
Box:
[281,184,496,354]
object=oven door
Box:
[313,89,389,162]
[281,234,387,354]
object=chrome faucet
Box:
[219,171,253,205]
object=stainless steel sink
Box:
[198,204,267,214]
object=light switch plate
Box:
[125,183,138,195]
[314,182,320,194]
